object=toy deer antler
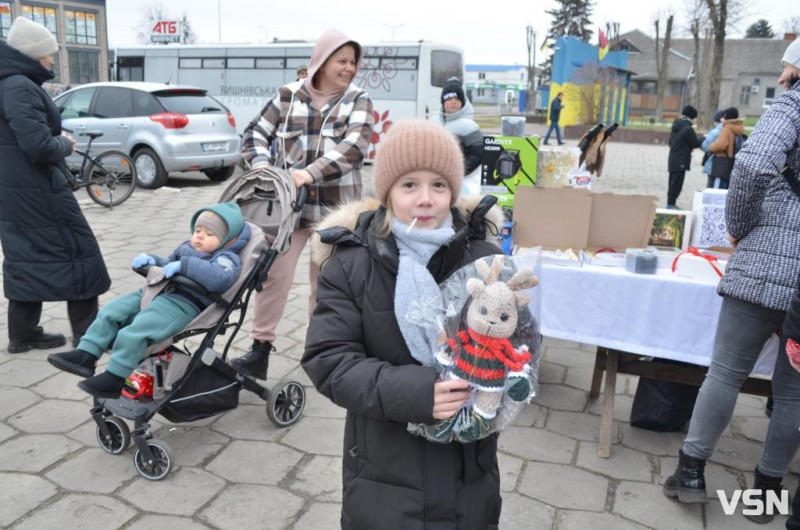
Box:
[475,255,505,284]
[507,268,538,291]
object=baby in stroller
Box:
[47,202,248,399]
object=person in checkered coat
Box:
[233,28,374,379]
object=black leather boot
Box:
[230,340,274,380]
[8,300,66,353]
[47,349,97,378]
[663,449,708,503]
[8,330,66,354]
[744,466,785,524]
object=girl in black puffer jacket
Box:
[302,119,505,530]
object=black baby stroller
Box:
[88,166,307,480]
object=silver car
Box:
[54,82,241,189]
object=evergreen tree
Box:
[545,0,595,42]
[745,19,776,38]
[540,0,595,85]
[179,13,198,44]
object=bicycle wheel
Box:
[86,151,137,207]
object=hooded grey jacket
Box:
[442,100,483,175]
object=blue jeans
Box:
[543,122,562,144]
[682,297,800,477]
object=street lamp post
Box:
[218,0,222,43]
[526,25,536,113]
[383,23,404,41]
[258,25,268,43]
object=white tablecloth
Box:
[537,263,777,376]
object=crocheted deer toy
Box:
[436,255,538,439]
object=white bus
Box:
[115,42,464,159]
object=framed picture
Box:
[649,208,693,251]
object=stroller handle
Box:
[134,265,212,297]
[293,184,309,213]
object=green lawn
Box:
[470,113,760,135]
[474,116,502,129]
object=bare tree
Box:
[683,0,747,128]
[703,0,728,131]
[685,0,713,127]
[136,2,169,45]
[687,18,701,108]
[569,63,623,125]
[136,2,197,45]
[654,15,674,119]
[783,17,800,35]
[605,22,620,48]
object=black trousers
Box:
[789,482,800,530]
[667,170,686,206]
[706,176,730,190]
[8,298,98,341]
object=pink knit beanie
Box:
[373,119,464,206]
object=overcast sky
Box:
[105,0,800,65]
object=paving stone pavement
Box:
[0,130,792,529]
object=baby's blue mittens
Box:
[132,253,155,269]
[163,261,181,278]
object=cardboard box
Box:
[588,192,658,251]
[481,135,539,209]
[512,186,658,253]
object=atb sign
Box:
[718,489,789,517]
[151,21,180,44]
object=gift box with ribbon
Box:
[671,247,727,283]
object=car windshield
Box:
[153,90,227,115]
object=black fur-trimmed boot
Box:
[230,340,274,380]
[78,372,126,399]
[744,466,785,524]
[663,449,708,503]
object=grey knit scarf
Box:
[391,215,454,366]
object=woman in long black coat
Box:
[0,17,110,353]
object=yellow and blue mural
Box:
[547,36,630,127]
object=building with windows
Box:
[617,29,795,121]
[0,0,108,88]
[463,64,546,110]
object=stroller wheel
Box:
[133,439,172,480]
[267,380,306,427]
[96,416,131,455]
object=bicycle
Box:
[62,128,137,209]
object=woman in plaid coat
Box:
[232,28,374,379]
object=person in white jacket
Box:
[441,78,483,195]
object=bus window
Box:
[431,50,462,88]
